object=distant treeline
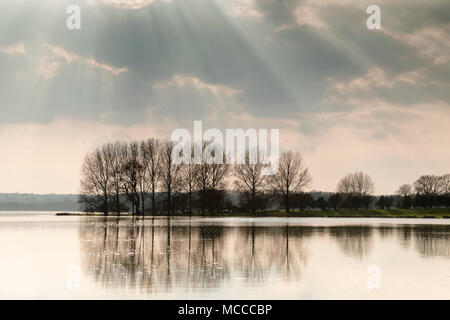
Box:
[0,193,80,211]
[79,139,450,216]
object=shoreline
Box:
[56,208,450,219]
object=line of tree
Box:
[286,174,450,211]
[294,174,450,211]
[79,138,450,216]
[395,174,450,209]
[79,139,313,216]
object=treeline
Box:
[308,174,450,211]
[291,174,450,211]
[394,175,450,209]
[79,138,311,216]
[79,139,450,216]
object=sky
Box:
[0,0,449,194]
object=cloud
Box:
[0,43,26,55]
[153,74,242,97]
[328,67,424,93]
[35,56,61,81]
[383,26,450,65]
[293,2,327,29]
[149,74,245,125]
[29,0,162,10]
[98,0,156,9]
[257,0,358,31]
[226,0,263,18]
[36,44,128,80]
[323,66,448,107]
[84,0,172,10]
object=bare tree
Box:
[413,175,443,208]
[80,146,112,216]
[441,174,450,208]
[193,142,211,216]
[234,150,268,214]
[336,172,374,210]
[121,141,142,216]
[160,140,181,215]
[440,174,450,195]
[397,184,412,197]
[209,149,230,214]
[396,184,412,197]
[337,171,375,195]
[396,183,413,209]
[109,142,127,216]
[138,140,159,217]
[177,144,196,215]
[270,151,312,213]
[181,162,196,216]
[413,175,442,195]
[194,165,210,216]
[192,142,230,215]
[141,138,161,216]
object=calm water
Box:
[0,212,449,299]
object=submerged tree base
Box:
[56,208,450,218]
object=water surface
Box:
[0,212,449,299]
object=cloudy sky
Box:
[0,0,449,194]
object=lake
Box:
[0,212,449,299]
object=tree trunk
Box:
[201,189,205,217]
[251,188,255,214]
[135,196,140,216]
[152,186,155,216]
[189,190,192,217]
[116,190,121,217]
[103,191,108,217]
[167,191,171,216]
[285,192,290,213]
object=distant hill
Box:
[0,193,81,211]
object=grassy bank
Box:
[57,208,450,218]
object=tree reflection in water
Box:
[79,217,309,293]
[79,218,450,294]
[412,225,450,257]
[329,226,374,259]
